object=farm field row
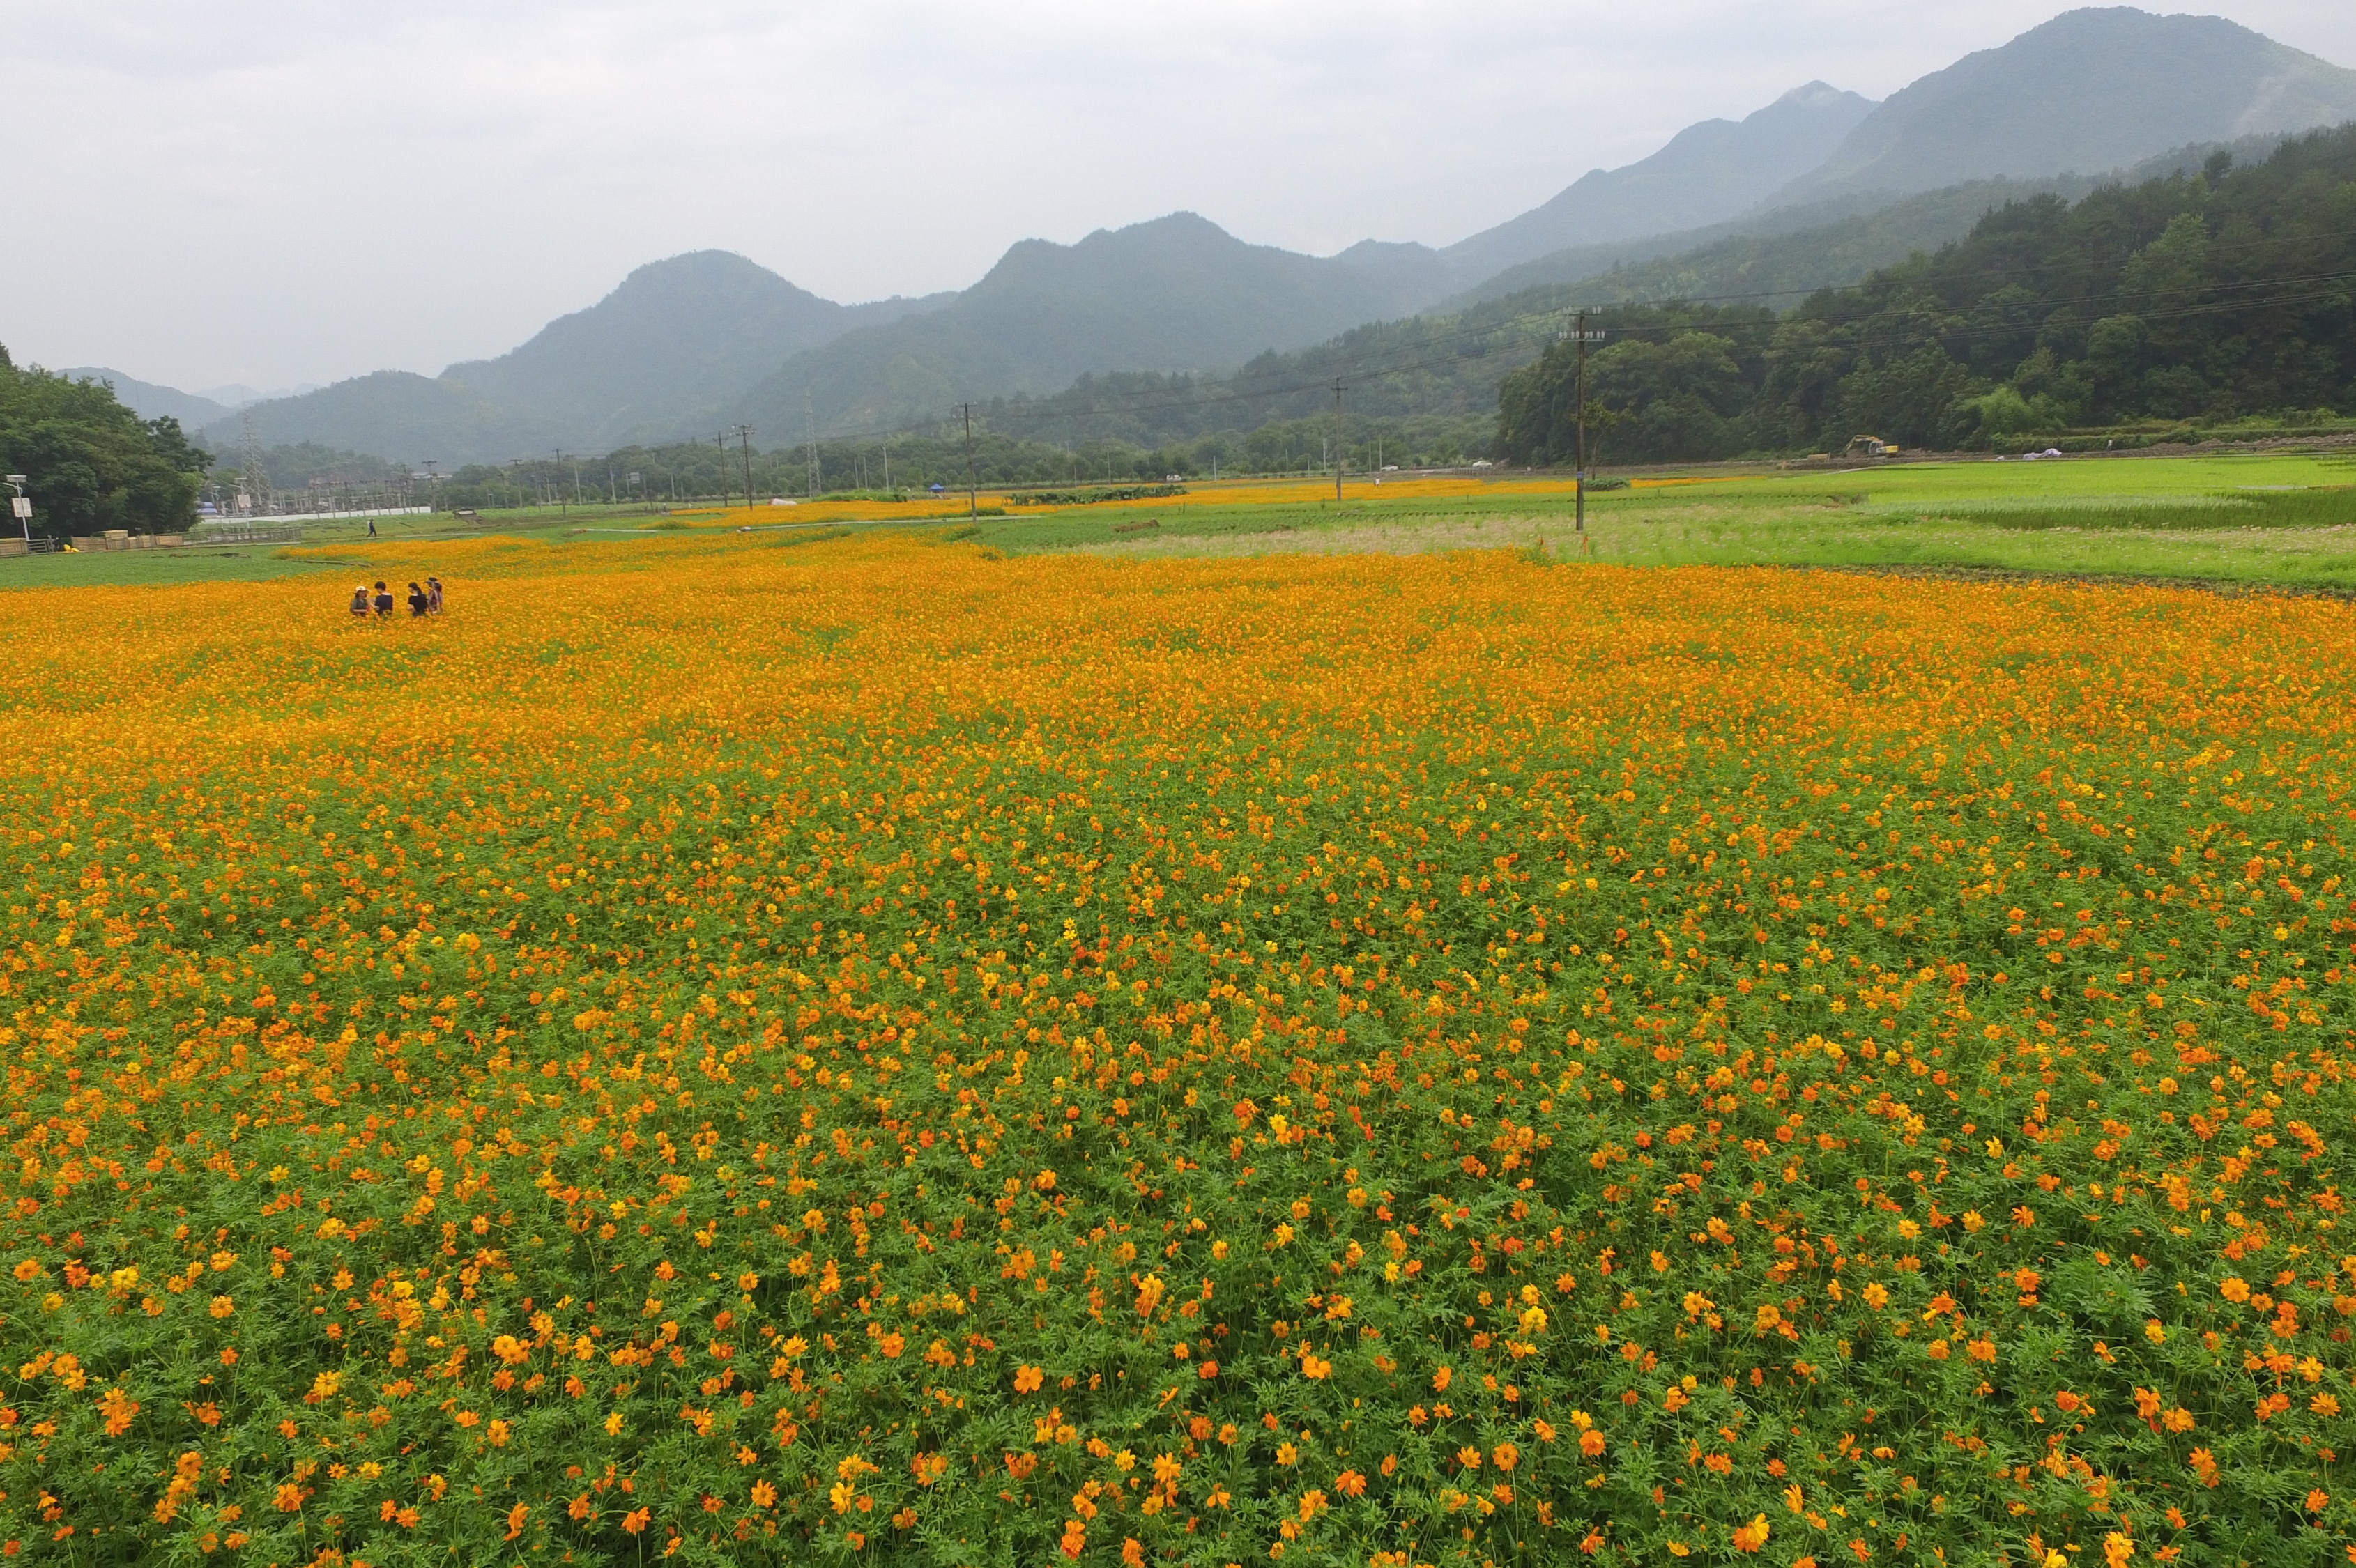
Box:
[1,528,2350,1565]
[4,452,2355,592]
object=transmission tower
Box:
[237,413,271,515]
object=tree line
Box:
[429,415,1485,509]
[1499,126,2356,465]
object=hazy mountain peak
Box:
[56,368,234,430]
[1766,6,2356,206]
[1441,81,1876,278]
[619,247,793,285]
[1773,81,1857,111]
[206,248,950,461]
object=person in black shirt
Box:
[372,581,394,617]
[406,581,429,617]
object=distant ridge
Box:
[201,252,949,466]
[57,369,234,431]
[1441,82,1878,282]
[1448,129,2300,312]
[1767,7,2356,206]
[436,251,948,451]
[724,213,1453,436]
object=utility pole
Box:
[1570,309,1608,535]
[1332,379,1345,502]
[553,450,566,517]
[882,430,892,491]
[804,391,818,498]
[731,425,756,512]
[962,404,979,520]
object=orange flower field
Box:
[1,529,2352,1567]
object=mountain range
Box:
[1432,82,1879,285]
[1771,6,2356,205]
[52,371,322,431]
[46,6,2356,468]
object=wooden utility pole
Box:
[1568,310,1607,534]
[731,426,756,512]
[963,404,979,520]
[1332,379,1345,501]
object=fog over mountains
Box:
[52,6,2356,467]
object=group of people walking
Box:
[348,578,445,620]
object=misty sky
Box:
[10,1,2356,392]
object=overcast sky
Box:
[9,1,2356,392]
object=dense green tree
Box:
[1497,307,1775,466]
[0,351,208,537]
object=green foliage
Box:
[0,351,209,537]
[1497,125,2356,463]
[1497,309,1777,467]
[442,420,1473,513]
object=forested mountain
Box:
[1497,125,2356,463]
[0,347,210,536]
[908,166,2163,454]
[434,252,947,450]
[724,213,1454,438]
[1441,83,1878,282]
[1769,7,2356,207]
[199,252,949,465]
[1475,134,2297,312]
[1447,174,2148,314]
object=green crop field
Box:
[982,454,2356,592]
